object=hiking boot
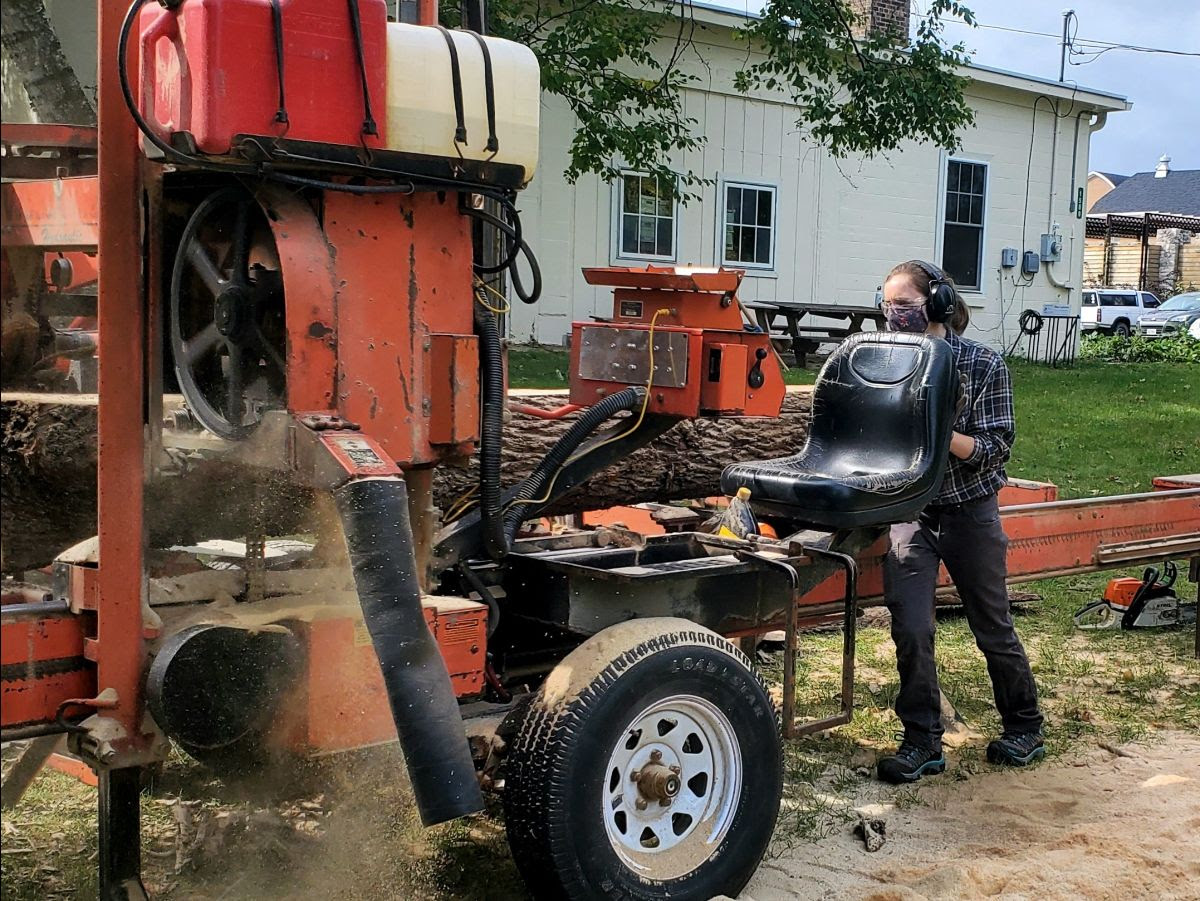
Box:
[987,731,1045,766]
[876,739,946,784]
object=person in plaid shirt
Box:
[875,260,1044,785]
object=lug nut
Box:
[650,750,662,762]
[635,798,649,811]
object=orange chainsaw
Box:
[1073,562,1196,630]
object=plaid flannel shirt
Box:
[934,330,1015,505]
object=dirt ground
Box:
[744,730,1200,901]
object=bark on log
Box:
[437,391,813,516]
[1,391,812,572]
[0,0,96,124]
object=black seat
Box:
[721,332,957,529]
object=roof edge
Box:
[682,2,1130,111]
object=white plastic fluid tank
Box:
[386,24,540,186]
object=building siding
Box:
[511,40,1108,352]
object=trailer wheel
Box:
[502,618,781,900]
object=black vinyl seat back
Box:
[721,332,957,529]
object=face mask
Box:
[885,303,930,333]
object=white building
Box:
[509,2,1130,351]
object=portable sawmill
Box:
[2,2,1199,900]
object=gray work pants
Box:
[883,493,1043,749]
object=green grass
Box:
[1006,360,1199,498]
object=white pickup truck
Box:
[1080,289,1161,337]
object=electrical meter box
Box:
[1022,251,1040,275]
[1001,247,1018,268]
[1040,232,1063,262]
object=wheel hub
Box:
[215,285,251,340]
[602,695,741,876]
[632,750,682,808]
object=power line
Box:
[936,18,1200,59]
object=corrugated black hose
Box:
[501,386,645,546]
[474,302,508,561]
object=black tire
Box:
[1112,320,1131,338]
[502,618,782,900]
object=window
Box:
[616,173,676,260]
[1099,293,1130,307]
[941,159,987,291]
[721,182,776,269]
[1082,292,1098,306]
[1140,292,1161,308]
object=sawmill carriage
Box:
[2,2,1198,899]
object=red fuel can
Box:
[138,0,387,156]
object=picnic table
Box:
[742,299,886,362]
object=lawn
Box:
[1006,359,1199,497]
[3,354,1197,898]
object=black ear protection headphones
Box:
[908,260,957,324]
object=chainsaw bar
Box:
[1074,596,1197,630]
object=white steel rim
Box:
[602,694,742,880]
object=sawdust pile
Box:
[742,731,1200,901]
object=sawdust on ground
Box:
[740,730,1200,901]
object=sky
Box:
[931,0,1199,176]
[719,0,1200,176]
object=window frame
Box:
[717,178,779,273]
[936,155,990,294]
[612,171,679,263]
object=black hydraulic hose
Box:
[265,171,415,194]
[335,478,484,825]
[463,206,542,304]
[464,206,523,274]
[474,302,508,561]
[458,563,502,638]
[502,386,645,544]
[507,236,542,305]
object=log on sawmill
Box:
[0,390,811,572]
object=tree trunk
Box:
[1,391,812,572]
[0,0,96,124]
[437,391,813,516]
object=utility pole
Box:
[1059,9,1075,82]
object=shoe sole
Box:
[987,745,1045,766]
[879,757,946,784]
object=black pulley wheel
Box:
[501,618,782,900]
[169,187,287,440]
[147,624,300,769]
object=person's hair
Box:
[886,261,971,335]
